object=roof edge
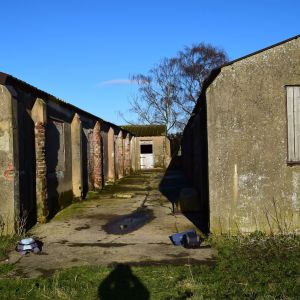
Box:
[0,72,133,135]
[184,33,300,132]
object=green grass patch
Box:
[52,202,88,221]
[0,235,19,277]
[0,233,299,299]
[0,236,19,261]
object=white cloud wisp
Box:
[98,79,138,87]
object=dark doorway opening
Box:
[140,144,153,154]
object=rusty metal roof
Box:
[121,125,167,136]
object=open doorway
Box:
[140,142,154,169]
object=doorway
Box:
[140,142,154,169]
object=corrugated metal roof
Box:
[121,125,167,136]
[0,72,132,135]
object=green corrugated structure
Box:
[121,125,167,137]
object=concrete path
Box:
[8,171,215,278]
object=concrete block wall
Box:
[133,136,171,170]
[0,85,19,234]
[181,36,300,234]
[0,73,133,233]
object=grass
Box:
[0,235,19,261]
[0,235,19,277]
[0,233,299,299]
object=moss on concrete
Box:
[58,190,73,210]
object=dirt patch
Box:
[56,240,69,245]
[80,213,118,220]
[120,177,148,184]
[167,252,190,258]
[71,258,79,262]
[67,242,136,248]
[107,257,216,267]
[74,224,90,231]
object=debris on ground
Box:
[113,193,135,199]
[16,238,43,255]
[169,229,202,248]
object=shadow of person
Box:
[98,264,150,300]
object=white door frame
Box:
[140,141,154,169]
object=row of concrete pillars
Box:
[0,84,136,233]
[31,98,132,224]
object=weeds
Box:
[263,197,297,234]
[0,233,298,299]
[0,235,19,261]
[15,211,28,237]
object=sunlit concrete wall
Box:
[182,36,300,234]
[133,136,171,170]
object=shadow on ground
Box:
[159,156,209,235]
[98,264,150,300]
[102,207,155,235]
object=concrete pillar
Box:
[71,113,83,198]
[31,98,49,223]
[0,85,20,233]
[165,137,171,168]
[130,136,136,172]
[93,121,103,189]
[87,129,94,190]
[107,127,115,181]
[118,131,124,179]
[124,133,130,176]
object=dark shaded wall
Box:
[0,73,133,232]
[181,100,209,221]
[16,93,36,229]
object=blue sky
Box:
[0,0,299,125]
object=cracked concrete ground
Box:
[7,170,215,278]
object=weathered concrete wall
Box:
[0,73,134,232]
[107,127,115,181]
[165,137,171,167]
[0,85,19,233]
[183,37,300,234]
[134,136,171,169]
[71,114,83,199]
[182,111,209,216]
[45,101,73,215]
[101,130,108,182]
[124,134,131,175]
[32,99,48,223]
[207,38,300,233]
[117,131,124,178]
[130,136,137,172]
[17,92,36,229]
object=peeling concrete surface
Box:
[7,171,215,278]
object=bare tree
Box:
[126,43,228,133]
[129,58,184,133]
[175,43,228,115]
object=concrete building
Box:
[0,72,133,233]
[122,125,171,170]
[182,35,300,234]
